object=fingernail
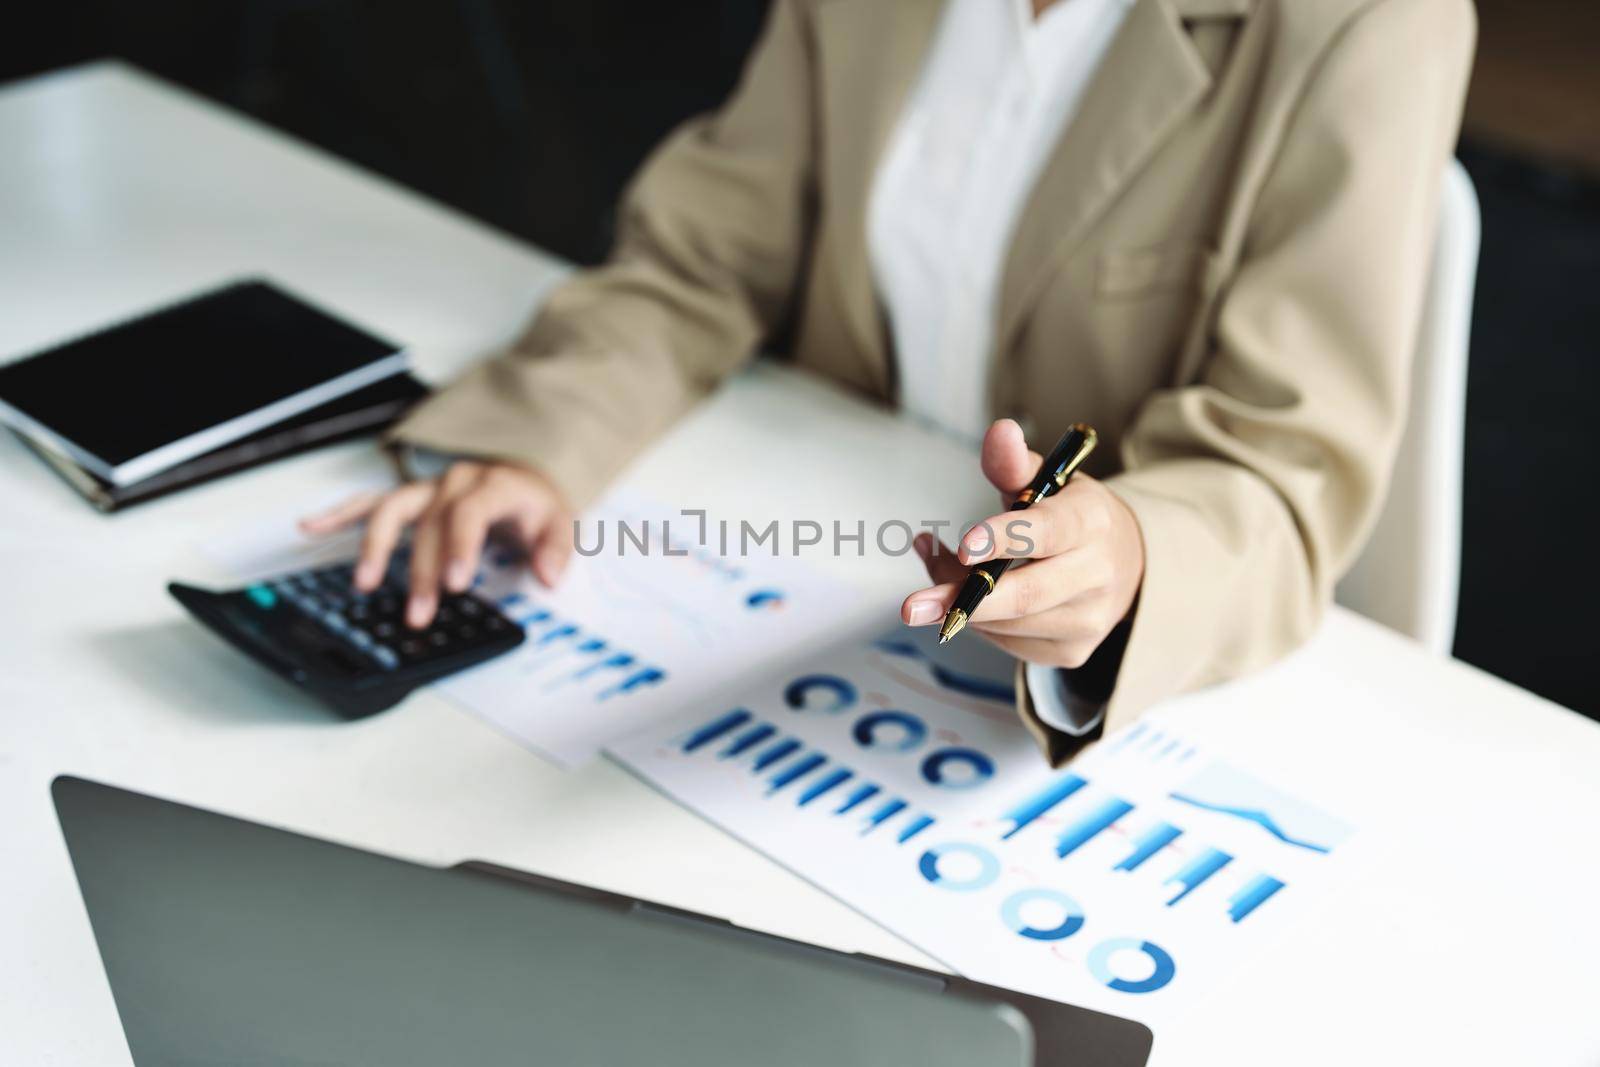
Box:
[906,599,942,626]
[406,594,434,628]
[444,560,471,592]
[353,560,380,590]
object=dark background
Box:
[2,1,1595,718]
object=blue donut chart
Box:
[999,888,1085,942]
[784,674,858,713]
[1086,938,1177,994]
[919,747,996,789]
[917,842,1000,892]
[852,710,927,752]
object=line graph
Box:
[1166,763,1353,854]
[1168,793,1333,853]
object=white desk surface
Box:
[3,63,1597,1067]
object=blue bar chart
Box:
[988,772,1305,924]
[1165,847,1233,905]
[722,722,776,758]
[836,784,880,814]
[981,732,1355,928]
[1117,822,1182,872]
[798,768,853,806]
[495,591,673,706]
[1001,774,1088,838]
[668,708,941,846]
[681,709,749,752]
[770,753,828,794]
[752,738,801,772]
[1227,874,1286,923]
[1055,796,1136,858]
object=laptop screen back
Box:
[52,777,1037,1067]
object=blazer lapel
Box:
[995,0,1223,355]
[813,0,943,396]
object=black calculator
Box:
[168,554,524,717]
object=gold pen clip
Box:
[1052,424,1099,487]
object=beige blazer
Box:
[394,0,1475,761]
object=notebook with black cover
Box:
[0,279,409,487]
[13,371,428,512]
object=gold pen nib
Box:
[938,609,968,645]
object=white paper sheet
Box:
[435,495,862,764]
[203,489,860,765]
[607,628,1357,1028]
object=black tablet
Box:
[0,279,407,486]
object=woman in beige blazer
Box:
[306,0,1475,761]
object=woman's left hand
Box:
[901,419,1146,669]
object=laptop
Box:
[52,777,1153,1066]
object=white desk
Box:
[3,63,1597,1066]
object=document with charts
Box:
[206,489,860,765]
[607,630,1358,1027]
[437,495,859,764]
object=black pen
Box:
[938,424,1099,645]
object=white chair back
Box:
[1337,159,1480,655]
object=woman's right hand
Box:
[299,460,574,629]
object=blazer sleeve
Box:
[388,0,816,509]
[1025,0,1476,757]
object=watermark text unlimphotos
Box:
[573,509,1036,559]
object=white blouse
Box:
[869,0,1134,735]
[867,0,1134,442]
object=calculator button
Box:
[373,621,397,639]
[484,615,507,633]
[347,629,374,650]
[427,631,450,649]
[245,584,278,610]
[399,638,425,659]
[370,645,399,670]
[321,610,350,634]
[457,599,482,617]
